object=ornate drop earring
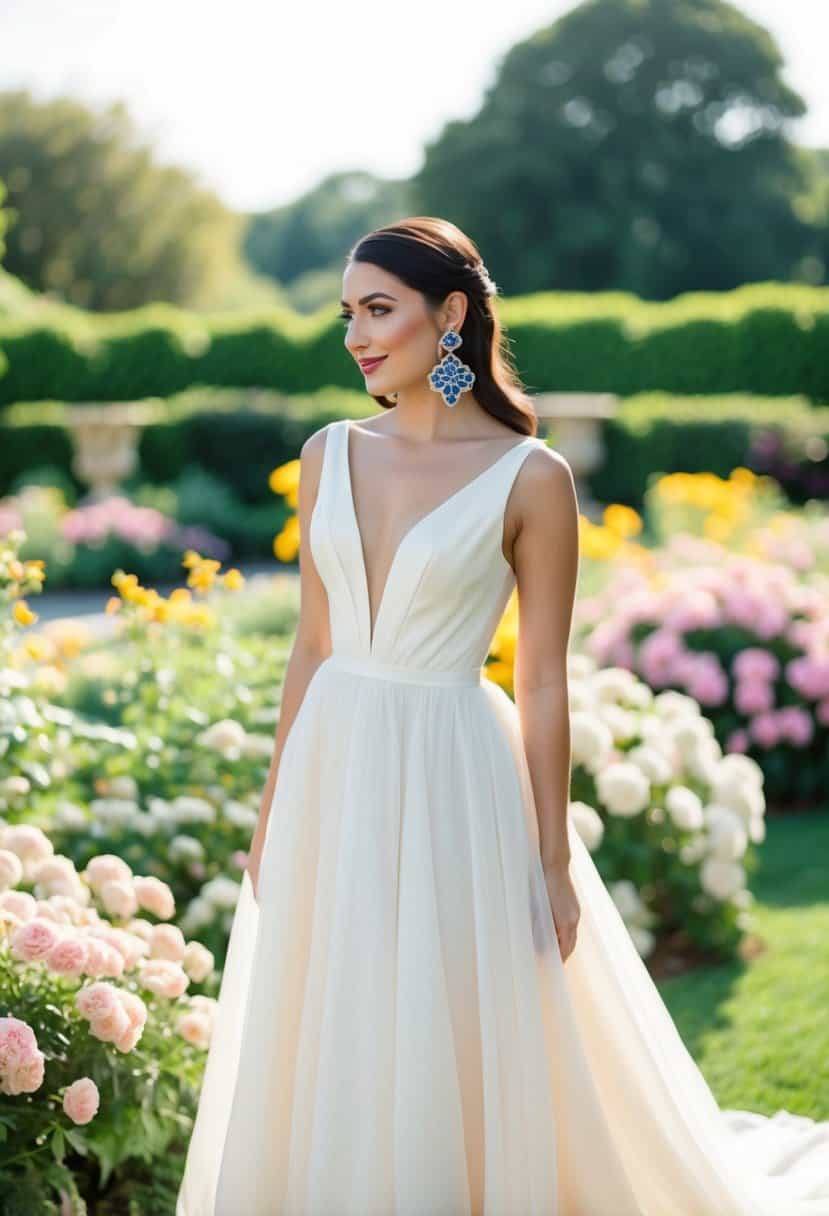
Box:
[427,329,475,408]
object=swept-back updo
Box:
[345,216,537,437]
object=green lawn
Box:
[658,812,829,1119]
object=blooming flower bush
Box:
[0,823,218,1211]
[576,546,829,804]
[554,471,829,807]
[0,484,228,590]
[2,535,277,961]
[487,590,765,962]
[563,654,765,961]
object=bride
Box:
[177,216,829,1215]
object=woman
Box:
[177,217,829,1214]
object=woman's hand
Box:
[543,860,580,963]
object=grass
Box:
[657,811,829,1120]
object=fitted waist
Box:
[324,653,484,687]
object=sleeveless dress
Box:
[176,417,829,1215]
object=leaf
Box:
[65,1127,89,1156]
[51,1124,66,1163]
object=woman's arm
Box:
[246,425,333,896]
[508,444,581,958]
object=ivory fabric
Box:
[177,418,829,1215]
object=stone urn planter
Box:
[65,402,158,501]
[532,392,618,521]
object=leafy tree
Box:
[0,91,242,310]
[412,0,821,298]
[245,169,412,286]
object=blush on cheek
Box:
[384,312,427,352]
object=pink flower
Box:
[732,648,780,683]
[785,656,829,700]
[749,712,782,749]
[182,941,215,983]
[734,679,774,716]
[132,876,175,920]
[1,825,53,872]
[76,981,121,1023]
[112,989,147,1053]
[776,705,814,747]
[149,923,186,962]
[725,728,750,753]
[753,604,788,640]
[2,1051,45,1095]
[682,653,729,707]
[89,1004,130,1044]
[138,958,189,999]
[0,1017,37,1071]
[63,1077,100,1125]
[10,916,61,962]
[177,1010,211,1049]
[639,629,684,688]
[100,879,138,920]
[0,890,37,922]
[46,935,88,978]
[0,1017,46,1096]
[84,854,133,890]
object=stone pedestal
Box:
[65,402,157,500]
[532,392,618,521]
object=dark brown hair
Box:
[345,216,537,437]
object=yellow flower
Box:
[169,587,193,604]
[273,515,300,563]
[105,596,122,615]
[602,503,642,538]
[269,459,301,507]
[223,568,245,591]
[13,600,37,626]
[483,660,513,689]
[188,564,217,593]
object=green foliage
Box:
[0,91,242,311]
[244,169,412,288]
[411,0,821,298]
[589,391,829,506]
[1,280,828,407]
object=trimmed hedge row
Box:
[589,393,829,506]
[1,283,828,407]
[3,388,827,516]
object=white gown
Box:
[176,418,829,1215]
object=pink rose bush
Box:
[576,546,829,806]
[0,823,219,1208]
[565,654,765,961]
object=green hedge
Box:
[588,393,829,506]
[1,283,828,407]
[3,388,827,518]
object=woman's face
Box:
[340,261,463,398]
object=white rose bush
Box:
[566,654,765,963]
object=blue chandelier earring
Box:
[428,329,475,408]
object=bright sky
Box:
[2,0,827,213]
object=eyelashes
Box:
[338,306,391,325]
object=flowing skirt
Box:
[176,658,829,1215]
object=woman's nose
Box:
[344,318,368,353]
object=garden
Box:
[2,417,828,1208]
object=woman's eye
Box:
[338,306,389,324]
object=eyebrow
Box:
[339,291,398,307]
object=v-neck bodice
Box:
[309,418,544,671]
